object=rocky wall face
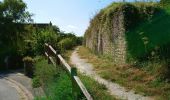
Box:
[85,9,127,65]
[84,3,158,65]
[112,11,126,64]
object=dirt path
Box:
[70,47,153,100]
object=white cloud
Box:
[67,25,78,29]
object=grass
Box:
[33,56,73,100]
[79,74,116,100]
[45,72,73,100]
[77,46,170,99]
[64,50,117,100]
[34,55,112,100]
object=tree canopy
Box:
[0,0,33,59]
[0,0,32,23]
[160,0,170,6]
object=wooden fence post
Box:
[44,43,47,59]
[71,67,78,100]
[56,50,60,65]
[47,44,51,64]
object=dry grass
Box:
[64,49,117,100]
[77,46,170,99]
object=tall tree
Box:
[160,0,170,6]
[0,0,33,57]
[1,0,32,23]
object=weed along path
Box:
[70,47,153,100]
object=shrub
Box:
[58,38,76,52]
[23,56,34,62]
[76,36,83,45]
[32,76,41,88]
[46,72,73,100]
[23,56,34,77]
[34,57,73,100]
[160,0,170,6]
[34,57,57,87]
[31,28,59,55]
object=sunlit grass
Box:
[78,46,170,99]
[64,49,117,100]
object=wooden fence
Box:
[44,43,93,100]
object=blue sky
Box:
[23,0,123,36]
[22,0,159,36]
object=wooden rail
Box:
[44,43,93,100]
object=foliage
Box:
[34,56,73,100]
[34,57,57,85]
[84,2,159,55]
[57,33,82,52]
[160,0,170,6]
[58,37,76,52]
[23,56,34,63]
[0,0,32,68]
[32,76,41,88]
[46,72,73,100]
[84,2,170,63]
[32,27,59,55]
[26,26,81,56]
[76,36,83,45]
[23,56,34,76]
[125,4,170,62]
[0,0,32,23]
[0,0,81,70]
[80,74,116,100]
[0,0,32,45]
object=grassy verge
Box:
[79,74,116,100]
[77,46,170,99]
[64,49,117,100]
[33,56,73,100]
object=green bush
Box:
[34,57,57,86]
[46,72,73,100]
[34,56,73,100]
[58,38,76,52]
[23,56,34,63]
[76,36,83,45]
[160,0,170,6]
[32,77,41,88]
[23,56,34,77]
[31,28,59,55]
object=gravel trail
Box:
[70,47,153,100]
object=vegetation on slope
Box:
[0,0,32,69]
[126,4,170,61]
[34,54,116,100]
[84,2,159,51]
[33,56,73,100]
[78,46,170,99]
[0,0,83,70]
[125,4,170,79]
[85,1,170,79]
[64,50,116,100]
[83,1,170,99]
